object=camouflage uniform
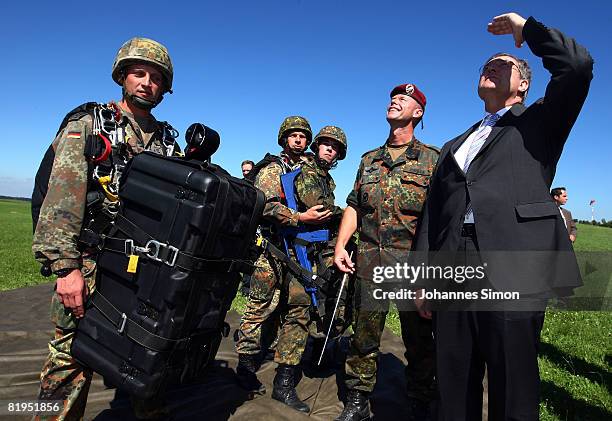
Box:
[236,153,313,366]
[32,106,178,421]
[344,139,439,400]
[294,151,345,333]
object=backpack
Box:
[244,153,281,183]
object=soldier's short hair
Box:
[483,52,532,102]
[551,187,566,198]
[241,160,254,167]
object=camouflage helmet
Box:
[277,116,312,147]
[311,125,348,160]
[112,37,174,94]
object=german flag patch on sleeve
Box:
[66,131,81,139]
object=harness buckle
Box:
[145,240,179,266]
[125,239,134,256]
[125,239,150,256]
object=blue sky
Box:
[1,1,610,221]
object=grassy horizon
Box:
[1,198,610,419]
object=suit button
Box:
[467,181,474,186]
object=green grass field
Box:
[1,198,610,419]
[0,199,45,290]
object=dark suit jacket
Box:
[414,17,593,295]
[560,207,577,237]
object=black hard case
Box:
[72,152,263,399]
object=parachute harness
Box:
[90,103,127,204]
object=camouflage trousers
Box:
[345,276,436,401]
[236,249,311,366]
[36,263,96,421]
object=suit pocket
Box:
[515,201,559,219]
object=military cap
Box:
[390,83,426,109]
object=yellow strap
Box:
[127,255,139,273]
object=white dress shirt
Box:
[455,106,511,223]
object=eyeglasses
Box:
[479,58,519,75]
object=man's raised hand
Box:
[487,12,527,48]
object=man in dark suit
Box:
[412,12,593,421]
[551,187,577,243]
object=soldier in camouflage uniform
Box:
[294,126,348,339]
[333,84,440,421]
[235,116,332,412]
[32,38,180,421]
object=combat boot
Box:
[236,353,266,398]
[271,364,310,413]
[335,389,370,421]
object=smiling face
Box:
[123,63,164,104]
[386,94,423,124]
[477,55,529,104]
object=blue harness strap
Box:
[280,168,329,307]
[281,169,301,212]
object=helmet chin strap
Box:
[316,156,337,170]
[122,88,163,111]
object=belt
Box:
[461,223,476,238]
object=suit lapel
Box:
[451,122,479,154]
[474,125,506,159]
[445,122,479,174]
[561,208,571,231]
[470,103,527,161]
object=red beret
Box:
[390,83,426,109]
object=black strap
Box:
[114,214,153,244]
[102,235,254,273]
[201,175,229,255]
[103,215,255,273]
[247,189,266,245]
[89,291,188,352]
[259,237,325,289]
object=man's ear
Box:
[413,107,424,119]
[518,78,529,94]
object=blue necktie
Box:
[463,113,500,173]
[464,113,500,222]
